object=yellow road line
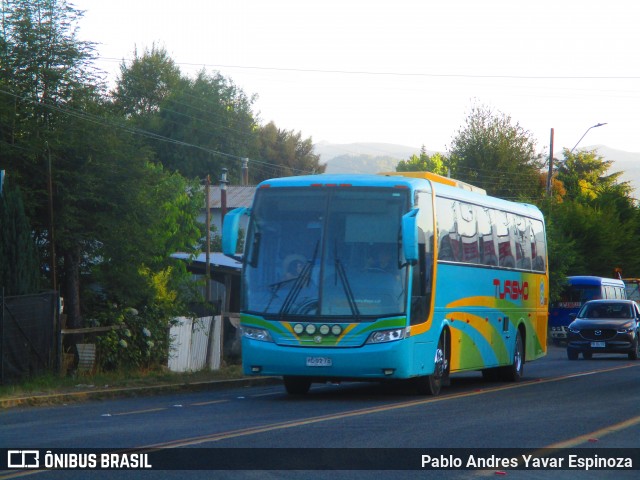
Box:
[190,399,228,406]
[544,414,640,449]
[147,363,640,448]
[110,407,168,416]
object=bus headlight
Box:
[241,326,273,342]
[366,328,405,344]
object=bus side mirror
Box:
[402,209,419,264]
[222,207,249,256]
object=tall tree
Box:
[252,121,324,182]
[0,0,99,323]
[555,148,628,202]
[448,103,544,200]
[548,148,640,278]
[113,50,257,181]
[0,177,40,295]
[0,1,204,328]
[111,44,182,118]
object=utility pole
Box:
[46,142,57,292]
[220,168,229,224]
[546,128,554,197]
[205,175,211,303]
[218,168,229,368]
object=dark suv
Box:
[566,299,640,360]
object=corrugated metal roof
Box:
[207,185,256,208]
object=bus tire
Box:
[500,329,524,382]
[283,376,311,395]
[415,332,449,395]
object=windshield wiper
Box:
[334,257,361,321]
[279,241,319,317]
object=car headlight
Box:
[617,327,633,333]
[568,326,580,334]
[241,326,273,342]
[366,328,405,344]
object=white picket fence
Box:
[168,316,222,372]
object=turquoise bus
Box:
[223,172,548,395]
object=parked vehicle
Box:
[549,276,626,343]
[566,299,640,360]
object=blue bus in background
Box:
[549,276,626,342]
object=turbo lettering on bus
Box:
[493,279,529,301]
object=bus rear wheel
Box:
[500,329,524,382]
[415,332,449,396]
[283,376,311,395]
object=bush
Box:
[95,304,175,371]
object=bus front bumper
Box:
[241,338,419,380]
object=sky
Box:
[72,0,640,158]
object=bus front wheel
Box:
[415,332,449,396]
[283,376,311,395]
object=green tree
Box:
[449,103,544,200]
[396,147,448,175]
[113,49,257,181]
[111,44,182,118]
[548,148,640,278]
[252,121,324,182]
[0,178,40,295]
[0,1,204,331]
[555,148,628,202]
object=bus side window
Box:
[436,197,458,261]
[531,219,546,272]
[478,207,497,266]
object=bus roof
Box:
[567,276,625,286]
[256,173,543,221]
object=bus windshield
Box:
[554,285,601,308]
[242,187,411,320]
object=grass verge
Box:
[0,364,245,401]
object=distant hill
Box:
[315,142,423,174]
[315,142,640,194]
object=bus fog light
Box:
[383,369,395,376]
[251,366,262,373]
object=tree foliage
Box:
[448,103,544,200]
[0,1,203,332]
[396,147,448,175]
[112,48,256,181]
[0,178,40,295]
[252,121,324,182]
[548,148,640,278]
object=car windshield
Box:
[579,303,632,319]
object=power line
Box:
[95,57,640,80]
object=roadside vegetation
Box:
[0,364,244,401]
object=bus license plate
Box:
[306,357,332,367]
[591,341,605,348]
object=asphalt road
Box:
[1,344,639,480]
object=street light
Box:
[570,122,607,153]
